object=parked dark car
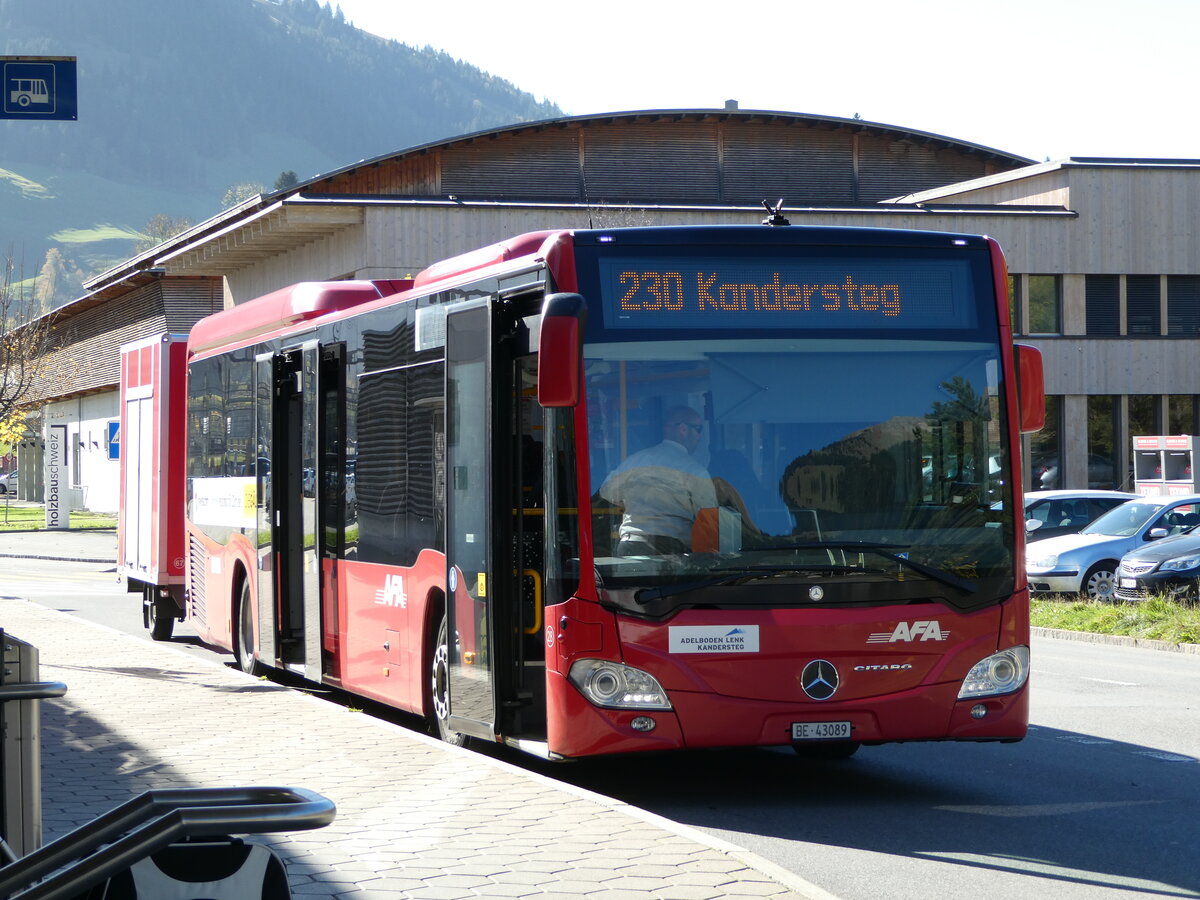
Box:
[1115,528,1200,601]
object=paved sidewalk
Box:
[0,525,117,564]
[0,535,826,899]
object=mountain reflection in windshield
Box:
[584,338,1013,597]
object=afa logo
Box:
[866,620,949,643]
[375,574,408,608]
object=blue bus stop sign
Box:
[1,57,76,121]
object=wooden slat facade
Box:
[33,277,222,402]
[306,112,1024,206]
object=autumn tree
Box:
[222,182,265,209]
[0,253,54,429]
[135,214,194,254]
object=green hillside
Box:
[0,0,561,308]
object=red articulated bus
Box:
[119,223,1045,760]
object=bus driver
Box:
[598,406,718,556]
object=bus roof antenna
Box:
[761,199,790,226]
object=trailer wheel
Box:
[148,594,175,641]
[235,580,260,676]
[430,614,467,747]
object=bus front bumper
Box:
[545,671,1028,758]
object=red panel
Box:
[138,345,152,388]
[334,550,446,713]
[412,231,559,291]
[164,340,188,577]
[536,316,580,407]
[543,596,1026,757]
[188,282,386,355]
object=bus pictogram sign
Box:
[1,57,77,120]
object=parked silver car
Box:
[1026,495,1200,599]
[1021,489,1137,541]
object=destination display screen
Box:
[597,255,979,331]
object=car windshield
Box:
[1084,501,1167,537]
[585,336,1014,612]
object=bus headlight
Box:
[958,646,1029,699]
[568,659,672,710]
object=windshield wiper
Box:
[634,563,869,604]
[748,540,978,594]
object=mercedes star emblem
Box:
[801,659,840,701]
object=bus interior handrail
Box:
[0,786,336,900]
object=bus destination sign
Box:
[598,256,976,330]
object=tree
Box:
[33,248,87,314]
[135,214,194,254]
[222,182,265,209]
[272,170,300,192]
[0,253,54,429]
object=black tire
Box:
[1082,562,1118,601]
[792,741,861,760]
[430,614,467,747]
[148,595,175,641]
[235,581,260,676]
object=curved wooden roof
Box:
[299,108,1033,206]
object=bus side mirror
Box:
[1015,343,1045,434]
[538,293,588,408]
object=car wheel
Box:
[1166,581,1199,604]
[1083,562,1118,601]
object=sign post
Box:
[45,425,69,530]
[0,56,77,121]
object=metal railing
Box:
[0,631,335,898]
[1,633,67,861]
[0,786,336,899]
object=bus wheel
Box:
[148,594,175,641]
[792,741,860,760]
[430,615,467,747]
[235,581,260,676]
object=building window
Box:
[1169,395,1200,436]
[1085,275,1120,336]
[1167,276,1200,335]
[1126,275,1161,335]
[1087,395,1119,489]
[1026,275,1060,334]
[1030,395,1061,490]
[1128,395,1161,443]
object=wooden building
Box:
[21,109,1194,508]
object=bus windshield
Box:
[585,336,1013,613]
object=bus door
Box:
[256,340,329,680]
[444,297,534,741]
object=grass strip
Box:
[1032,595,1200,646]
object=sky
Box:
[333,0,1198,164]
